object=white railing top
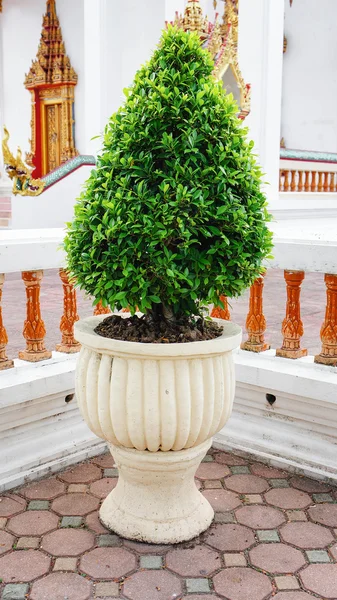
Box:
[1,220,337,275]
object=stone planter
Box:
[75,316,242,544]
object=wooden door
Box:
[41,101,62,176]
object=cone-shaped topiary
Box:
[64,26,272,320]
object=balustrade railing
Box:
[279,150,337,193]
[0,224,336,370]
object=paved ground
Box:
[2,268,326,358]
[0,447,337,599]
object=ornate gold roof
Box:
[25,0,77,89]
[173,0,209,40]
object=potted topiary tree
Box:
[65,26,272,544]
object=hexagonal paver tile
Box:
[214,452,247,466]
[273,594,313,600]
[202,489,241,511]
[0,531,14,555]
[91,453,115,468]
[123,539,170,554]
[300,564,337,598]
[7,510,59,536]
[85,511,108,534]
[21,478,65,500]
[166,545,220,576]
[250,543,306,574]
[123,570,181,600]
[0,495,26,517]
[265,488,311,509]
[330,543,337,561]
[42,528,95,556]
[213,567,272,600]
[195,463,230,480]
[205,523,255,552]
[0,550,50,582]
[225,475,269,494]
[309,504,337,527]
[236,505,285,529]
[289,476,331,493]
[58,463,102,484]
[280,522,333,549]
[51,493,99,516]
[30,573,92,600]
[250,464,287,479]
[89,478,118,499]
[80,547,136,579]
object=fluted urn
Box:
[75,315,241,544]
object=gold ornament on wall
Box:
[24,0,78,178]
[2,127,45,196]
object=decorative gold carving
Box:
[276,271,308,359]
[24,0,78,176]
[19,270,52,362]
[174,0,209,39]
[0,274,14,371]
[241,274,270,352]
[315,274,337,367]
[56,269,80,353]
[2,127,45,196]
[94,301,111,316]
[211,295,231,320]
[283,35,288,53]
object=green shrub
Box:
[64,26,272,320]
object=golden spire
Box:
[25,0,77,88]
[180,0,209,39]
[222,0,239,48]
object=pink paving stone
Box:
[51,493,100,516]
[205,523,255,551]
[7,510,59,536]
[0,549,50,582]
[58,463,102,484]
[80,547,136,579]
[123,570,182,600]
[202,489,241,511]
[0,531,14,555]
[250,464,288,479]
[280,521,334,549]
[330,543,337,561]
[273,594,313,600]
[42,528,95,556]
[123,539,170,554]
[300,564,337,598]
[265,488,312,509]
[225,474,269,494]
[181,597,219,600]
[289,476,332,493]
[30,573,92,600]
[249,543,306,574]
[91,454,115,468]
[0,494,26,517]
[21,477,65,500]
[90,477,118,499]
[213,567,272,600]
[166,545,221,576]
[236,505,286,529]
[195,462,230,480]
[214,452,247,466]
[308,504,337,527]
[85,511,108,534]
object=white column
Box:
[238,0,285,209]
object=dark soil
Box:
[94,314,223,343]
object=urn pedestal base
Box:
[99,439,214,545]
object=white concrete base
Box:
[99,440,214,544]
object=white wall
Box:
[2,0,85,155]
[282,0,337,152]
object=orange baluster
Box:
[290,170,297,191]
[283,170,290,192]
[329,173,335,192]
[276,270,307,359]
[323,172,330,192]
[298,170,304,192]
[304,171,310,192]
[317,171,324,192]
[314,274,337,367]
[56,269,80,353]
[211,295,230,320]
[0,274,14,370]
[19,270,52,362]
[94,300,111,315]
[241,274,270,352]
[279,169,284,191]
[310,171,317,192]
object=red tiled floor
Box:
[0,448,336,600]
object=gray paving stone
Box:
[202,455,214,462]
[139,555,163,569]
[60,516,84,528]
[257,530,280,542]
[2,584,29,600]
[186,578,211,593]
[98,534,120,547]
[306,550,331,563]
[28,500,50,510]
[312,493,334,503]
[214,512,235,523]
[230,466,250,475]
[269,479,290,488]
[103,468,119,478]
